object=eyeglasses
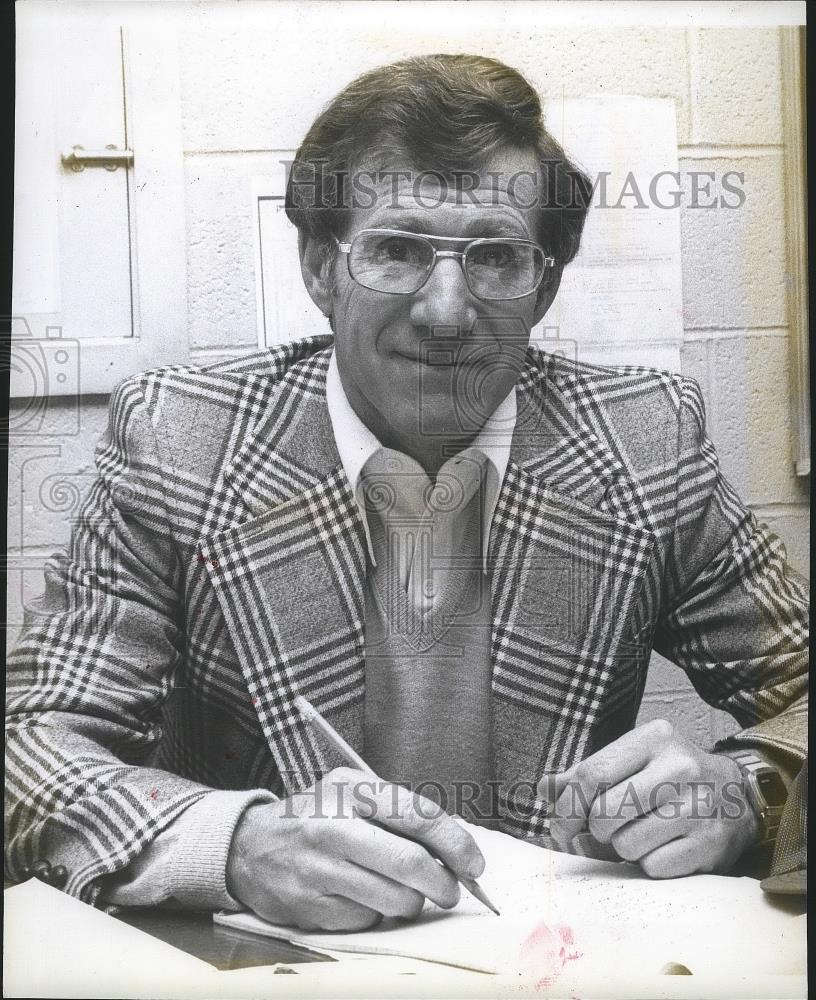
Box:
[335,229,556,301]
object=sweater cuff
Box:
[165,789,277,911]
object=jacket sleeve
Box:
[101,789,277,910]
[653,377,808,761]
[6,376,229,905]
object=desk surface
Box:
[5,864,807,1000]
[116,908,335,971]
[6,845,800,975]
[111,851,805,974]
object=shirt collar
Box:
[326,350,516,570]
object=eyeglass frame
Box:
[334,228,558,302]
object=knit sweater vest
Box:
[360,447,498,826]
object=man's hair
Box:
[284,53,593,267]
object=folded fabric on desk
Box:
[215,823,806,987]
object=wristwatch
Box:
[728,750,787,845]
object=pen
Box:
[293,694,500,916]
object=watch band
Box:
[728,750,787,845]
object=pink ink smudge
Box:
[519,922,582,988]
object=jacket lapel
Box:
[201,346,657,813]
[490,357,656,834]
[201,349,368,794]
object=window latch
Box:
[60,144,134,172]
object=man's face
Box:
[304,147,560,458]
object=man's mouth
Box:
[392,347,480,368]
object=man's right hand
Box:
[225,767,486,931]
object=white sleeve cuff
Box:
[164,789,277,911]
[101,789,278,910]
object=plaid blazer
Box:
[6,335,809,905]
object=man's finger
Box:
[334,820,461,909]
[610,810,692,863]
[536,766,578,803]
[299,894,384,932]
[330,858,429,919]
[587,760,685,844]
[549,720,676,843]
[361,779,485,882]
[637,837,701,880]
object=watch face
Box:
[757,770,787,807]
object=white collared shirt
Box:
[326,351,516,570]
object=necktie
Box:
[360,447,498,825]
[360,447,489,637]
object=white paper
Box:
[542,96,684,369]
[4,846,805,1000]
[3,878,212,999]
[216,823,806,989]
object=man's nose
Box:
[409,256,478,333]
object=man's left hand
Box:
[543,719,762,877]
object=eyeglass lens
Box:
[348,232,546,299]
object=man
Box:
[5,55,808,932]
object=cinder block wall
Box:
[8,21,809,749]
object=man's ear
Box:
[299,232,334,317]
[532,265,563,327]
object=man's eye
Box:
[376,238,416,263]
[470,243,516,268]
